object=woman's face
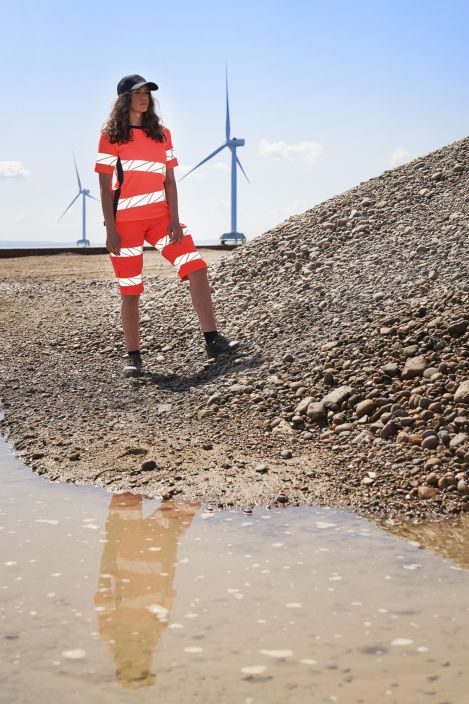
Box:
[130,85,151,113]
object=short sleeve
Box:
[164,127,179,168]
[95,131,118,174]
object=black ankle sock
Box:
[128,349,140,356]
[204,330,218,345]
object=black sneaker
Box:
[205,333,240,360]
[123,352,143,378]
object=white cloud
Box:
[177,163,205,180]
[389,148,414,167]
[0,211,28,223]
[0,161,31,179]
[258,139,324,165]
[212,161,230,171]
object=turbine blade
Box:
[57,192,81,222]
[73,152,82,191]
[85,193,99,201]
[236,156,250,184]
[225,62,230,141]
[179,144,227,181]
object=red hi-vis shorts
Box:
[110,209,208,295]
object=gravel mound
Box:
[1,135,468,521]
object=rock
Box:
[402,356,428,379]
[321,386,352,408]
[418,486,437,500]
[306,402,327,421]
[280,450,292,459]
[421,435,439,450]
[272,419,294,435]
[382,363,400,377]
[381,420,398,439]
[454,381,469,404]
[142,460,157,471]
[447,319,468,336]
[202,443,213,450]
[449,433,468,449]
[255,464,269,474]
[334,423,353,434]
[295,396,314,415]
[356,399,376,418]
[457,480,469,495]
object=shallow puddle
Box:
[1,436,469,704]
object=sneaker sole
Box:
[206,340,241,360]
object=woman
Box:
[95,74,239,378]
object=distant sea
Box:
[0,240,223,248]
[0,241,77,248]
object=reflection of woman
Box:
[95,73,240,378]
[94,493,200,689]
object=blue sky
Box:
[1,0,468,245]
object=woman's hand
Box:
[106,227,121,255]
[167,220,184,245]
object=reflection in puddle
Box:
[1,437,469,703]
[95,494,200,689]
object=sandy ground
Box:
[0,249,225,284]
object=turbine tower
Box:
[179,64,249,245]
[58,154,97,247]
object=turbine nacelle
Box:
[228,137,245,147]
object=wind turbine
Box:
[58,154,98,247]
[179,64,249,245]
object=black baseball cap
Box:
[117,74,158,95]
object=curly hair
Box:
[103,92,165,144]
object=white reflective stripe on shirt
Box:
[120,159,166,174]
[117,190,166,210]
[173,252,202,271]
[96,152,118,167]
[118,275,142,287]
[166,149,176,162]
[110,246,143,258]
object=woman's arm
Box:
[99,173,120,255]
[164,167,183,243]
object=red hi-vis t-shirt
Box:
[95,126,179,222]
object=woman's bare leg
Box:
[121,294,140,351]
[187,268,217,332]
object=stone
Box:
[449,433,468,449]
[356,399,376,418]
[306,402,327,421]
[457,480,469,495]
[402,356,428,379]
[255,464,269,474]
[382,363,400,377]
[321,386,352,408]
[272,419,294,435]
[280,450,293,459]
[421,435,439,450]
[418,486,437,500]
[447,319,468,336]
[454,381,469,404]
[295,396,314,415]
[142,460,157,471]
[381,420,398,439]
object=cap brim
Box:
[132,81,158,91]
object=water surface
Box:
[1,438,468,704]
